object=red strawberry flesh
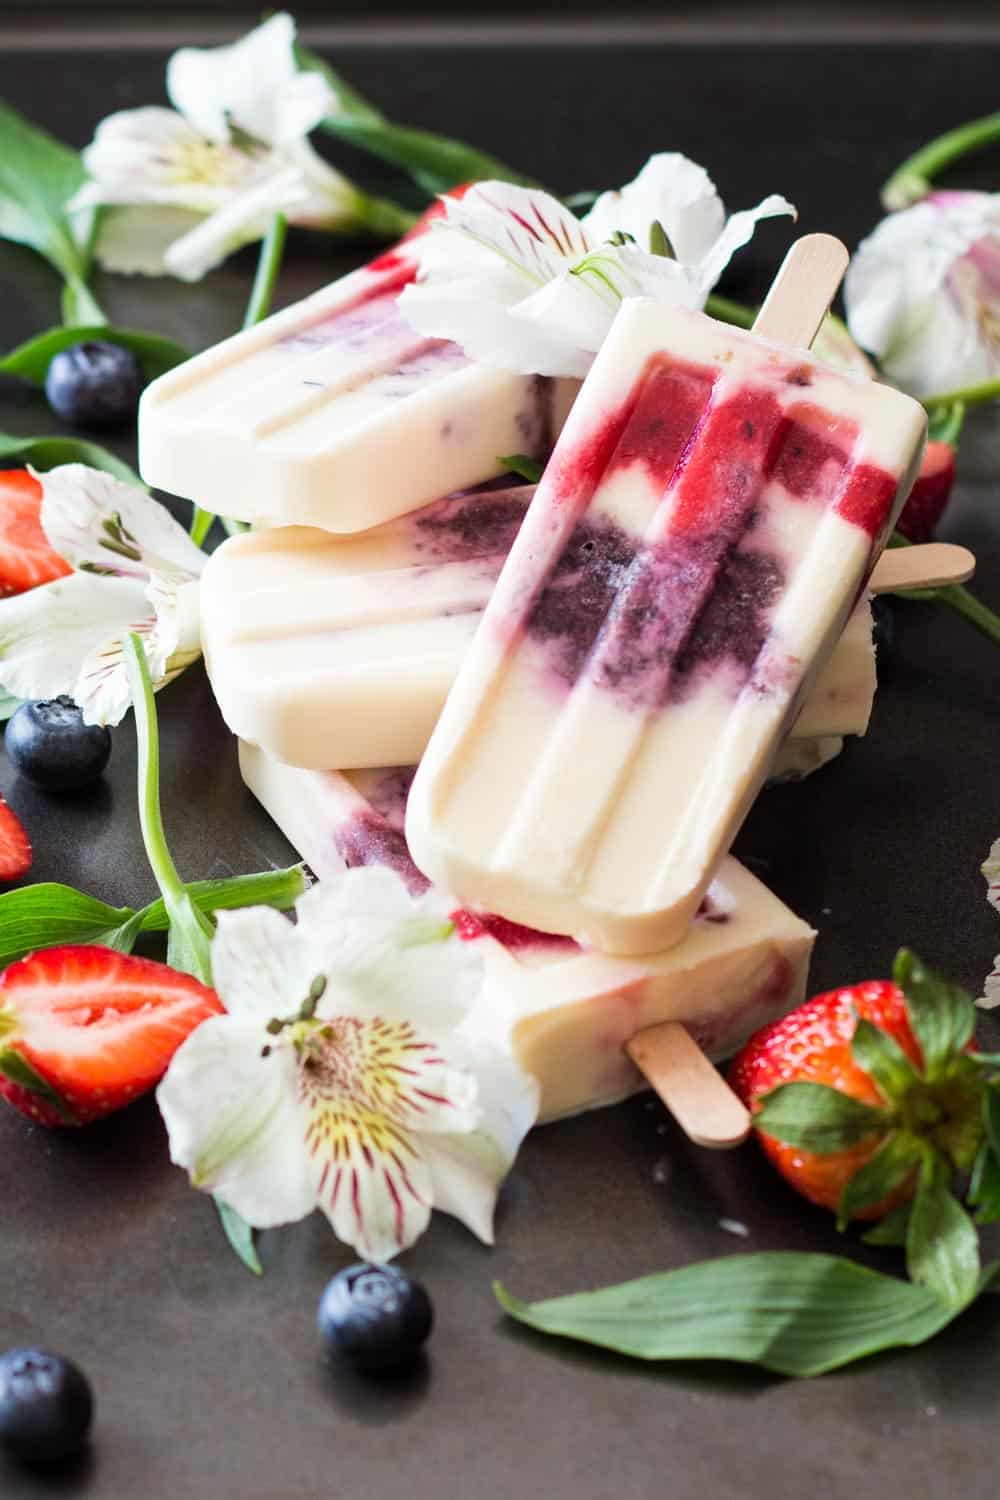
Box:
[0,945,223,1127]
[0,794,32,882]
[0,469,72,596]
[896,440,956,543]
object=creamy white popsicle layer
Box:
[138,231,578,532]
[238,743,815,1123]
[199,483,876,771]
[406,297,926,955]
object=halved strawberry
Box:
[0,469,73,597]
[896,440,956,543]
[0,794,32,882]
[0,946,223,1127]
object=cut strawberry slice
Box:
[0,469,73,597]
[0,794,32,882]
[896,440,956,543]
[0,946,223,1127]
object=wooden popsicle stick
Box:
[752,233,850,349]
[626,1023,751,1150]
[869,542,976,594]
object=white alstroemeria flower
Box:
[157,867,539,1261]
[69,13,364,281]
[400,154,795,377]
[845,191,1000,397]
[0,465,205,726]
[979,837,1000,1009]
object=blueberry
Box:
[318,1263,433,1374]
[5,697,111,792]
[44,340,144,431]
[0,1349,93,1464]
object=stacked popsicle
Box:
[140,227,930,1139]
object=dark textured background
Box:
[1,25,1000,1500]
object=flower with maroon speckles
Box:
[157,866,539,1261]
[845,191,1000,396]
[400,155,795,378]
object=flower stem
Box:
[705,293,755,330]
[882,112,1000,210]
[189,214,288,546]
[123,633,215,985]
[922,378,1000,414]
[889,530,1000,647]
[242,212,288,332]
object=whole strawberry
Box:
[730,951,1000,1308]
[0,945,222,1127]
[896,439,956,543]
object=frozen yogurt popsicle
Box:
[138,233,578,532]
[406,240,927,954]
[198,482,878,771]
[238,743,815,1123]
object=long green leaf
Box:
[0,884,134,969]
[0,325,189,386]
[0,432,142,486]
[0,98,90,284]
[495,1255,999,1378]
[137,868,307,933]
[318,112,536,197]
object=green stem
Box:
[189,214,288,545]
[123,634,215,984]
[705,293,755,330]
[928,401,967,446]
[882,111,1000,211]
[354,191,419,241]
[922,378,1000,414]
[242,212,288,332]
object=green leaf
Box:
[0,325,189,387]
[0,883,135,970]
[0,687,21,721]
[927,401,965,446]
[0,431,143,487]
[499,453,544,484]
[137,867,307,934]
[754,1081,891,1153]
[123,634,215,987]
[862,1202,913,1246]
[850,1014,921,1100]
[906,1176,980,1309]
[837,1131,922,1228]
[320,113,536,199]
[214,1198,262,1276]
[494,1254,1000,1378]
[0,1046,77,1123]
[968,1138,1000,1225]
[0,97,91,285]
[894,949,976,1080]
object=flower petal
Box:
[295,866,485,1030]
[984,837,1000,915]
[695,192,797,296]
[419,1036,539,1244]
[430,182,591,285]
[166,13,333,148]
[90,204,209,277]
[162,165,311,281]
[38,465,206,581]
[0,571,146,709]
[211,904,326,1023]
[157,1014,316,1228]
[583,152,726,265]
[307,1103,434,1262]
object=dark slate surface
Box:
[1,31,999,1500]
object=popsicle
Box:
[138,233,578,532]
[199,483,901,772]
[238,743,815,1125]
[405,237,928,954]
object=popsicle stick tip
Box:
[752,233,851,352]
[869,542,976,594]
[626,1021,752,1150]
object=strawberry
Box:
[0,946,223,1127]
[0,794,32,882]
[896,440,956,543]
[0,469,72,597]
[729,951,989,1229]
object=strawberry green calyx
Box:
[751,949,994,1309]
